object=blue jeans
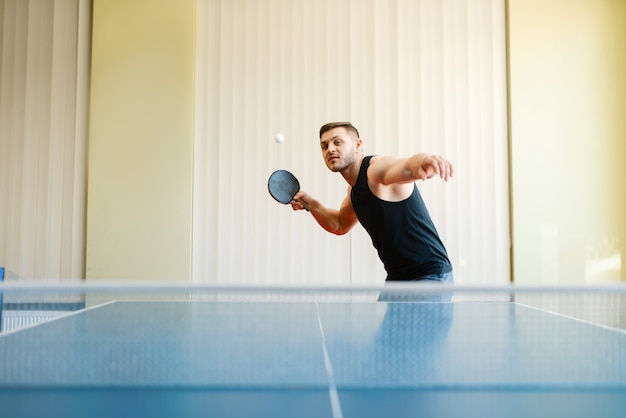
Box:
[378,271,454,302]
[414,271,454,284]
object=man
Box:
[291,122,454,288]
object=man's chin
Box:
[327,163,342,172]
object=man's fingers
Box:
[424,155,453,181]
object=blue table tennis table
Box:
[0,284,625,418]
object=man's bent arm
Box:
[293,192,358,235]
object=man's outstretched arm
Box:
[370,153,454,186]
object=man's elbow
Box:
[333,222,355,236]
[324,224,351,236]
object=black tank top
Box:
[350,156,452,281]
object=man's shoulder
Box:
[366,155,404,177]
[368,154,403,165]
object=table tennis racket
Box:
[268,170,311,211]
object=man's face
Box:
[320,127,361,172]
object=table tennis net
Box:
[0,283,625,390]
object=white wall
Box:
[1,0,512,285]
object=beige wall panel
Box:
[86,0,195,281]
[509,0,626,283]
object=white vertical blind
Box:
[0,0,90,281]
[194,0,510,285]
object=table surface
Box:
[1,298,625,418]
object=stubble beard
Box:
[327,151,357,173]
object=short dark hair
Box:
[319,122,360,139]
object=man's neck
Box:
[340,154,365,187]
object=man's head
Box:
[319,122,360,139]
[319,122,362,172]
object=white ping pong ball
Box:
[274,133,285,144]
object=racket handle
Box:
[296,199,311,212]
